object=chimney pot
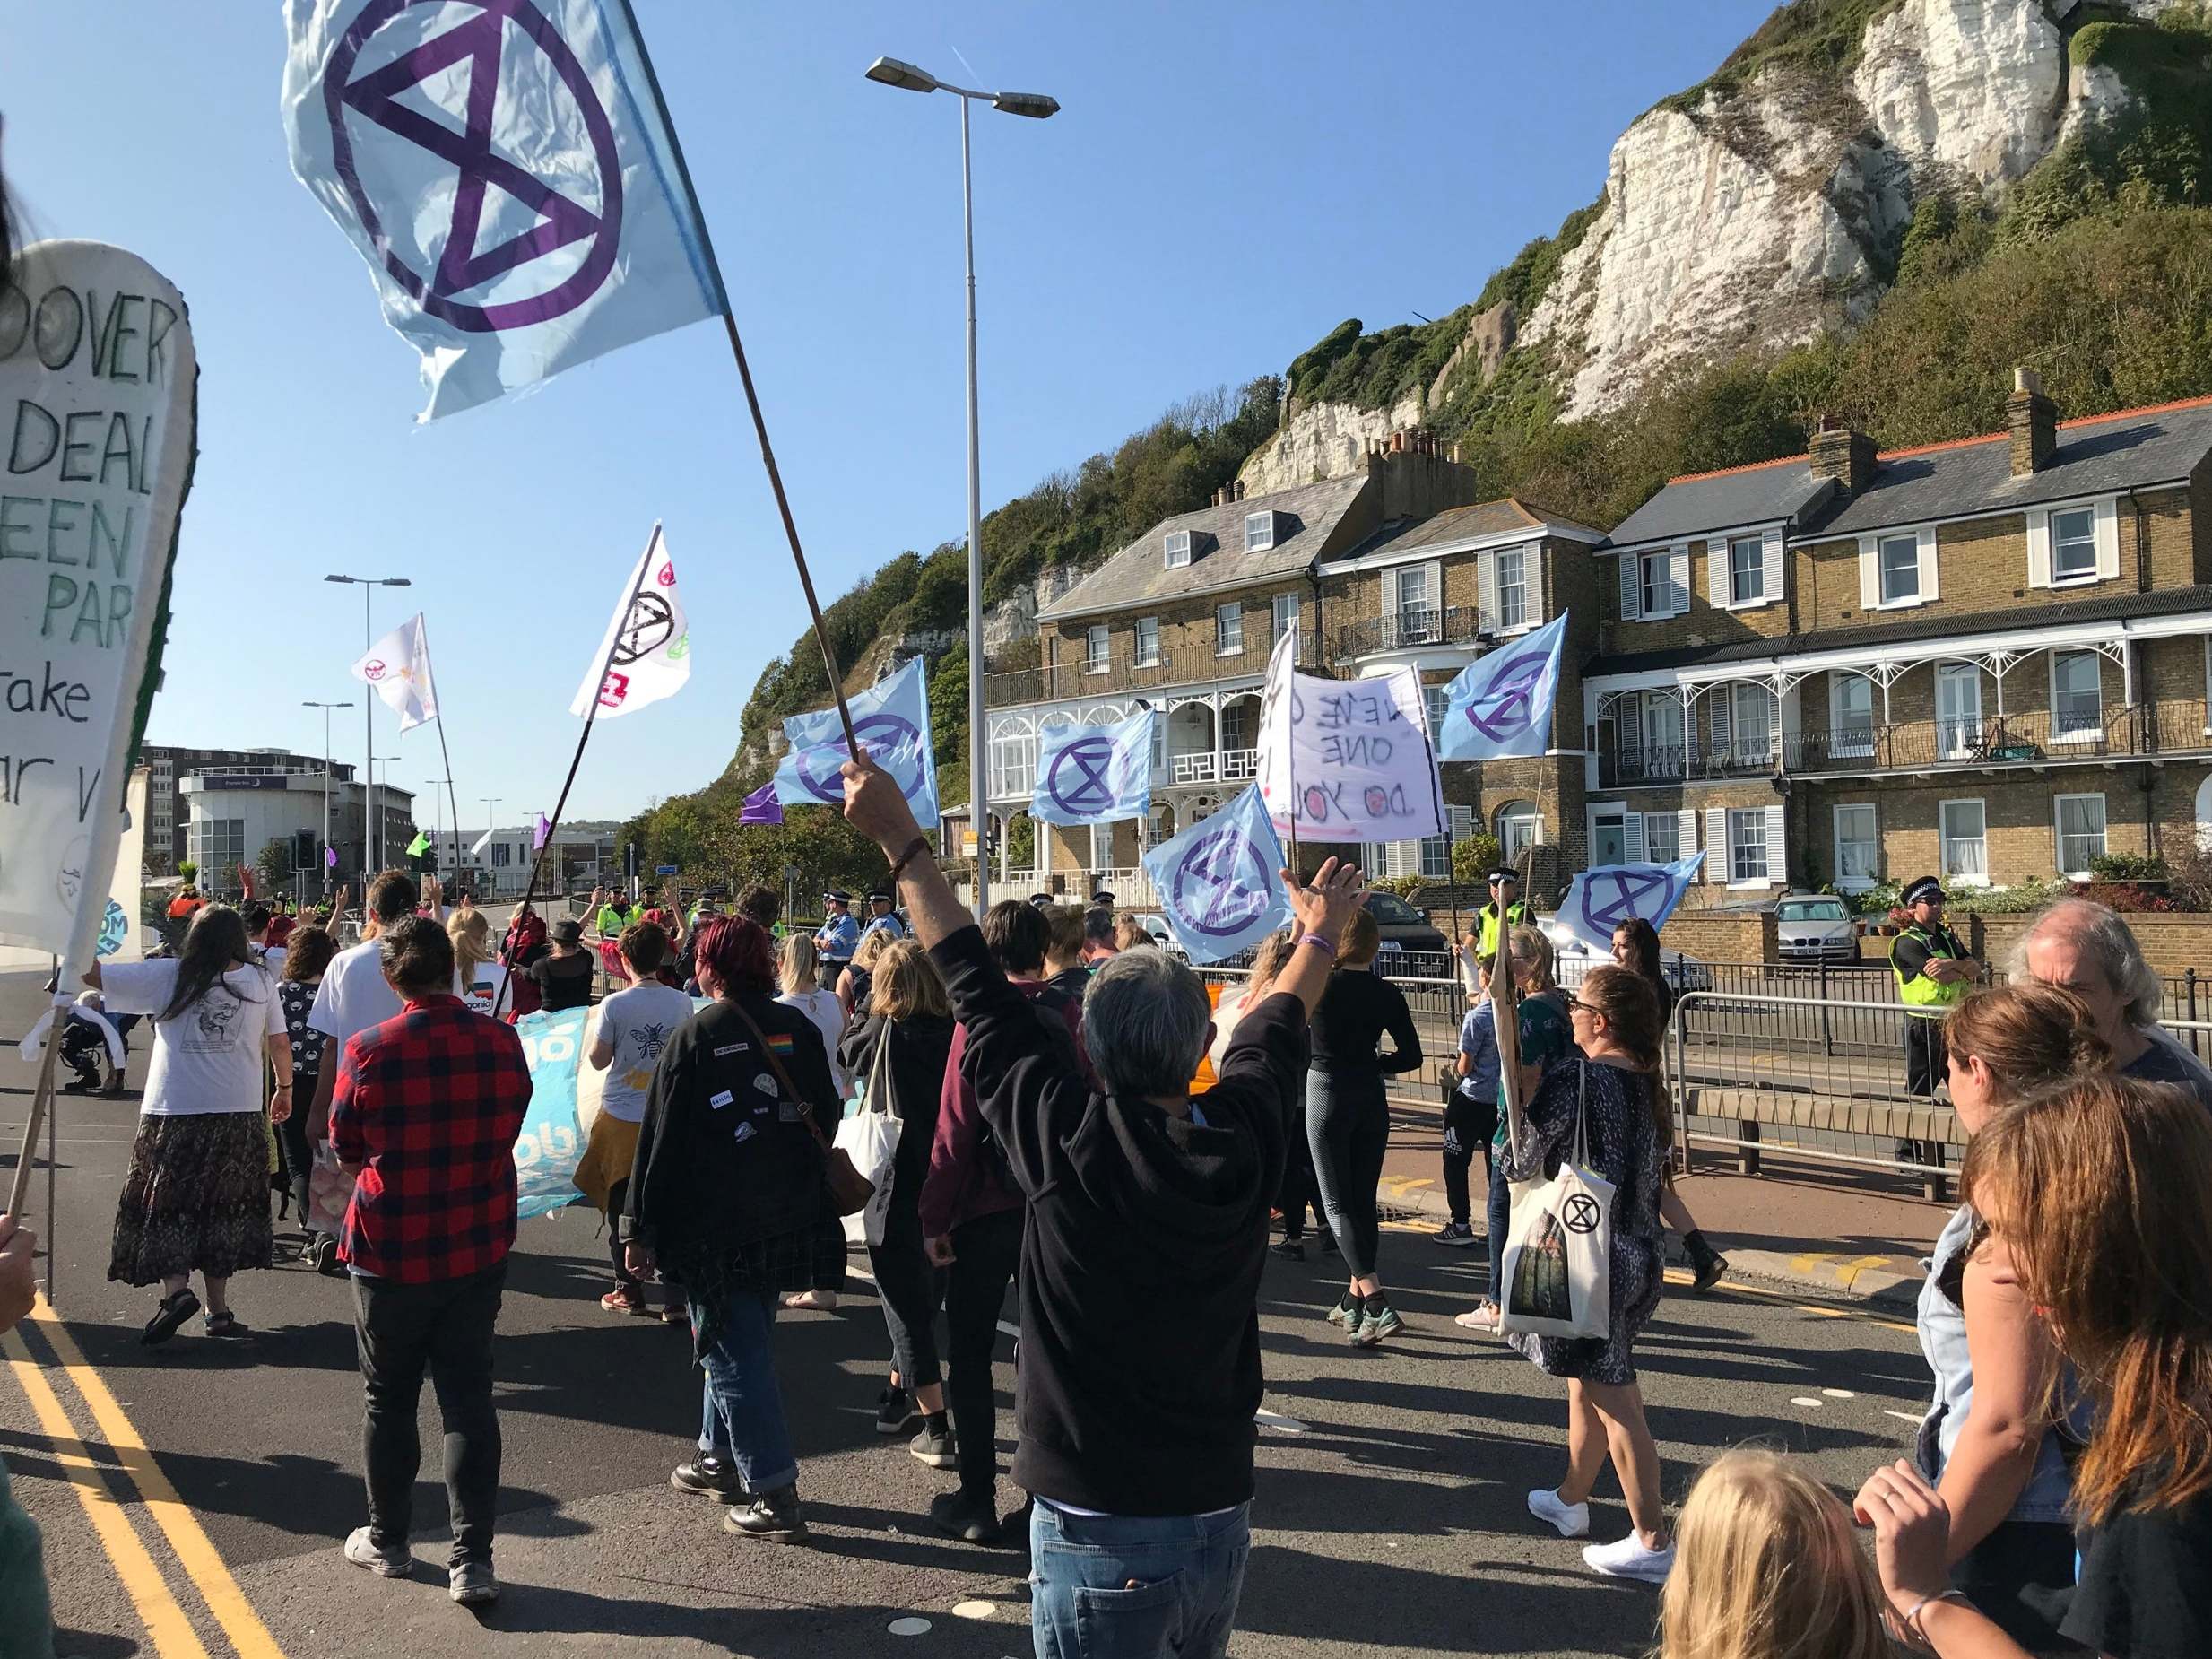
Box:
[2006,367,2058,476]
[1234,479,1245,501]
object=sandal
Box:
[204,1311,250,1340]
[140,1288,201,1346]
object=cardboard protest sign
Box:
[0,243,195,974]
[1256,631,1441,843]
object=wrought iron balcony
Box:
[1334,605,1487,659]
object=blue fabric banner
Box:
[1437,612,1568,762]
[512,1005,590,1220]
[772,655,939,824]
[1557,854,1707,952]
[1031,710,1157,828]
[1140,786,1293,966]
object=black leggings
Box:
[1307,1070,1390,1278]
[1441,1089,1498,1226]
[608,1177,638,1291]
[868,1217,944,1391]
[943,1205,1022,1500]
[1278,1104,1323,1240]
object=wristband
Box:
[1298,932,1337,958]
[1903,1590,1968,1645]
[887,835,933,883]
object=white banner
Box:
[351,612,438,731]
[0,242,196,973]
[571,524,690,718]
[1256,631,1441,843]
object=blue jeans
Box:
[1029,1500,1252,1659]
[690,1288,799,1495]
[1485,1159,1511,1302]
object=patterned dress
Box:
[1501,1057,1665,1385]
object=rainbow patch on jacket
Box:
[764,1033,795,1056]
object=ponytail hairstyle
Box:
[447,907,496,983]
[1964,1074,2212,1525]
[1338,908,1380,968]
[776,931,818,996]
[1945,983,2111,1099]
[1574,962,1675,1156]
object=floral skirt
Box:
[108,1113,273,1287]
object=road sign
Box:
[655,864,679,875]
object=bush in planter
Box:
[1371,873,1427,899]
[2077,881,2175,913]
[2088,852,2168,884]
[1451,832,1504,886]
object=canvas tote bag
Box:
[835,1017,903,1246]
[1499,1061,1615,1342]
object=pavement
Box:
[0,964,1947,1658]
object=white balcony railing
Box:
[1220,748,1258,780]
[1170,753,1217,785]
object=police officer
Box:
[860,890,905,942]
[1089,888,1115,910]
[1475,867,1533,971]
[1891,875,1978,1098]
[814,890,861,990]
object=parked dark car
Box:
[1362,890,1448,964]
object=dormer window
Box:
[1243,511,1276,553]
[1163,529,1192,569]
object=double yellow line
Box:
[3,1299,286,1658]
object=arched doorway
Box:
[1496,799,1540,862]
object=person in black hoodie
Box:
[839,748,1366,1659]
[621,914,845,1545]
[837,940,958,1460]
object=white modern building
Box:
[180,765,414,899]
[428,821,620,899]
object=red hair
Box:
[690,914,776,995]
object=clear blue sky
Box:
[2,2,1765,829]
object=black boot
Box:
[724,1484,807,1543]
[1683,1229,1729,1293]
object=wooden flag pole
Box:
[6,1008,65,1223]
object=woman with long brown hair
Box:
[1507,961,1673,1582]
[273,925,338,1238]
[1908,983,2108,1651]
[1860,1071,2212,1657]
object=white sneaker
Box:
[1583,1533,1676,1583]
[1527,1488,1590,1538]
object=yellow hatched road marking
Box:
[2,1327,211,1658]
[30,1303,289,1658]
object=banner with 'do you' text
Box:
[0,242,195,972]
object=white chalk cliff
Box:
[1241,0,2168,495]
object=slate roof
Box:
[1585,584,2212,677]
[1800,397,2212,539]
[1606,460,1834,549]
[1325,498,1607,566]
[1037,473,1372,621]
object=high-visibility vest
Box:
[1477,900,1531,960]
[1893,923,1970,1018]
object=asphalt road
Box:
[0,969,1933,1659]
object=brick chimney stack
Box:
[1808,415,1876,497]
[2008,366,2057,476]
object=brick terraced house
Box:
[1582,373,2212,904]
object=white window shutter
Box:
[2026,508,2052,588]
[1670,546,1690,615]
[1529,546,1548,624]
[1679,810,1699,868]
[1762,527,1784,602]
[1624,812,1647,864]
[1918,525,1939,602]
[1859,534,1878,610]
[1477,550,1498,633]
[2095,498,2121,581]
[1709,688,1733,754]
[1617,553,1640,622]
[1765,803,1787,884]
[1706,536,1729,608]
[1705,808,1727,883]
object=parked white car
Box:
[1132,912,1191,962]
[1774,892,1859,965]
[1538,918,1713,994]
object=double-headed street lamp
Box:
[302,699,353,892]
[864,55,1057,916]
[325,573,411,882]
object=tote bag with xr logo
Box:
[1499,1062,1615,1342]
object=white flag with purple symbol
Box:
[1141,786,1292,966]
[1437,612,1568,762]
[282,0,726,421]
[571,525,690,718]
[772,655,939,825]
[351,612,438,732]
[1030,710,1157,829]
[1557,853,1706,952]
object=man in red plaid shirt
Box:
[330,916,532,1607]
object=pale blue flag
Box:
[774,655,939,823]
[1437,611,1569,761]
[1031,710,1157,829]
[511,1005,590,1220]
[1141,786,1293,966]
[283,0,726,420]
[1557,853,1707,952]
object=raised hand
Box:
[1283,856,1366,951]
[841,745,924,858]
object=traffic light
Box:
[294,828,315,869]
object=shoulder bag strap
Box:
[1573,1059,1591,1169]
[869,1015,898,1119]
[727,1000,833,1153]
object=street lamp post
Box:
[863,55,1057,917]
[374,755,403,873]
[302,699,354,896]
[480,797,502,898]
[325,573,411,885]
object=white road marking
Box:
[951,1601,995,1620]
[1821,1388,1856,1399]
[888,1616,933,1636]
[1789,1396,1824,1409]
[1883,1410,1922,1425]
[1253,1407,1309,1434]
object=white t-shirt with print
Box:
[100,959,286,1116]
[454,960,509,1020]
[594,982,694,1124]
[778,986,849,1097]
[308,939,403,1050]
